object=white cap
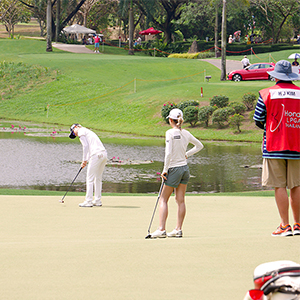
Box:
[167,108,183,120]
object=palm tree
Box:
[46,0,52,51]
[220,0,226,80]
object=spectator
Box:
[241,55,250,68]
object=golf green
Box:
[1,195,298,299]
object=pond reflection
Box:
[0,128,264,194]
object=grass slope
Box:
[1,38,300,141]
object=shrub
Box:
[249,110,255,122]
[229,114,245,133]
[210,95,229,108]
[242,93,257,110]
[177,100,199,111]
[229,102,247,115]
[183,106,199,127]
[212,107,235,128]
[198,106,215,127]
[161,101,177,124]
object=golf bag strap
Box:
[261,272,300,295]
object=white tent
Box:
[63,24,96,34]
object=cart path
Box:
[201,58,242,73]
[52,42,95,53]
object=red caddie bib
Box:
[259,82,300,152]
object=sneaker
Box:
[92,200,102,207]
[167,229,183,238]
[150,229,166,238]
[293,223,300,236]
[271,224,293,237]
[79,201,93,207]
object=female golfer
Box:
[151,108,203,238]
[69,124,107,207]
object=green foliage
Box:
[177,100,199,111]
[210,95,229,108]
[229,114,245,133]
[229,102,247,115]
[249,110,255,122]
[198,106,215,127]
[242,93,257,110]
[183,106,199,127]
[161,101,177,124]
[212,107,235,128]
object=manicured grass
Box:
[1,38,300,141]
[0,194,298,300]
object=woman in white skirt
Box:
[151,108,203,238]
[69,124,107,207]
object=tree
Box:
[0,0,31,37]
[136,0,191,43]
[220,0,227,81]
[46,0,52,51]
[249,0,299,43]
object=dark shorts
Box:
[165,165,190,188]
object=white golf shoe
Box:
[150,229,167,238]
[79,201,93,207]
[92,200,102,207]
[167,229,183,238]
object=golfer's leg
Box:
[158,185,173,231]
[94,155,107,202]
[86,157,96,202]
[174,184,187,230]
[290,186,300,224]
[275,187,290,226]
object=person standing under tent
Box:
[69,124,107,207]
[253,60,300,237]
[151,109,204,238]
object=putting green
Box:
[1,195,298,299]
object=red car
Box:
[227,62,276,81]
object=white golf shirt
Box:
[77,127,106,161]
[162,128,203,174]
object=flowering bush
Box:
[183,106,199,127]
[177,100,199,112]
[229,114,245,133]
[229,102,247,115]
[198,105,215,127]
[242,93,257,110]
[210,95,229,108]
[161,101,177,124]
[212,107,235,128]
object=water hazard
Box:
[0,120,264,194]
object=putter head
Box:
[59,199,64,203]
[145,233,152,239]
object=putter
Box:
[145,180,164,239]
[59,167,83,203]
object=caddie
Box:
[253,60,300,237]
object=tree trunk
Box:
[128,0,134,55]
[214,1,219,58]
[46,0,52,52]
[220,0,226,81]
[55,0,60,42]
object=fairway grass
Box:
[1,195,299,300]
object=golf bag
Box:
[243,261,300,300]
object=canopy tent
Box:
[63,24,96,34]
[139,27,162,35]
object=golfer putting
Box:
[69,124,107,207]
[149,108,203,238]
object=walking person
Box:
[151,109,204,238]
[253,60,300,236]
[69,124,107,207]
[241,55,250,68]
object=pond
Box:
[0,120,265,194]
